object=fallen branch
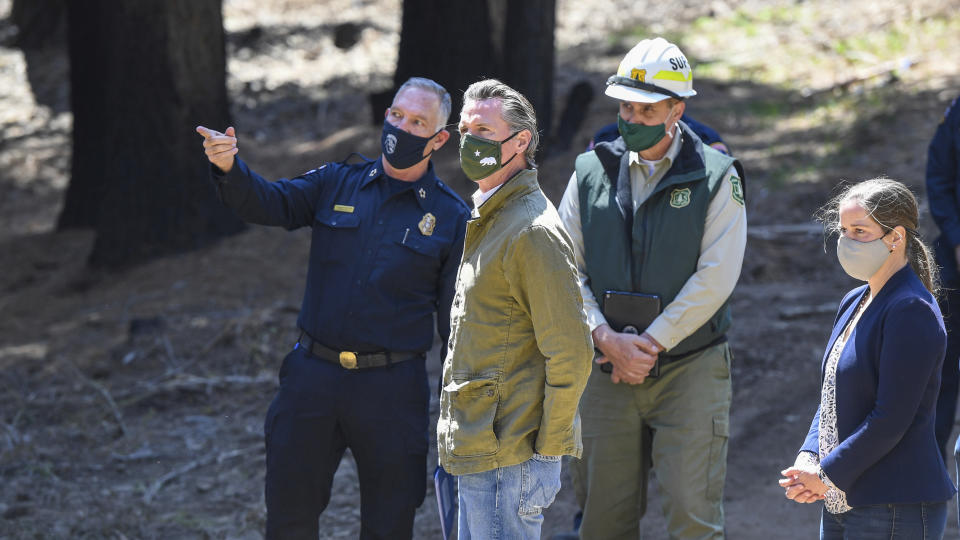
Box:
[778,302,839,320]
[801,57,920,98]
[160,335,178,368]
[116,373,274,407]
[747,223,823,241]
[63,358,128,437]
[142,455,212,503]
[142,444,262,503]
[198,320,238,356]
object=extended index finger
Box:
[196,125,220,139]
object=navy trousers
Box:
[263,345,430,539]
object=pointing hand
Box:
[196,125,238,173]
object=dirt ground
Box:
[3,0,960,538]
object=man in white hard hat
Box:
[557,37,747,539]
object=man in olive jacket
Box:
[436,79,594,539]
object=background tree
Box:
[375,0,556,156]
[59,0,244,268]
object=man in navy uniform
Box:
[926,95,960,481]
[197,77,470,539]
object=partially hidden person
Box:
[925,94,960,470]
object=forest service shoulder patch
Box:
[730,176,744,206]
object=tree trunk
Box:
[387,0,556,152]
[61,0,245,267]
[58,0,107,229]
[11,0,66,50]
[502,0,555,138]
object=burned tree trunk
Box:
[381,0,556,148]
[61,0,244,267]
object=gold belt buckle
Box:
[339,351,358,369]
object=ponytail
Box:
[906,232,940,297]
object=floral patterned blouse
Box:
[799,292,872,514]
[817,325,854,514]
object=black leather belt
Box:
[659,335,728,362]
[297,332,422,370]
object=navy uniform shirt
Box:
[212,156,470,355]
[927,96,960,285]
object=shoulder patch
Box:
[729,176,744,206]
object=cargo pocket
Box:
[706,415,729,501]
[445,378,500,457]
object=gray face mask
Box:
[836,235,890,281]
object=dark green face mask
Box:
[618,115,668,152]
[459,131,520,181]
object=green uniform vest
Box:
[576,124,743,356]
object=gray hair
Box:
[396,77,451,131]
[463,79,539,165]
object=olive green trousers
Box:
[573,342,732,540]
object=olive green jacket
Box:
[437,169,594,476]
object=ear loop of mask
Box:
[665,104,681,139]
[499,131,522,168]
[869,210,906,254]
[887,229,904,253]
[420,124,451,160]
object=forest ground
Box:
[2,0,960,538]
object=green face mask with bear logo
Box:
[459,131,520,181]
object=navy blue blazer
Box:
[800,265,956,506]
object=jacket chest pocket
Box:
[314,210,362,261]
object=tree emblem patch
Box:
[730,176,744,206]
[669,188,691,208]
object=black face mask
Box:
[380,120,441,169]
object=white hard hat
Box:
[605,37,696,103]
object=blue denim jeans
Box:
[820,502,947,539]
[457,453,562,540]
[955,437,960,530]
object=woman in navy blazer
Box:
[779,178,956,539]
